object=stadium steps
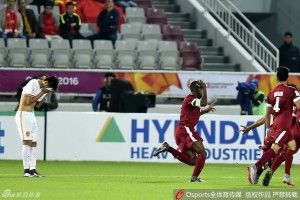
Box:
[152,0,241,72]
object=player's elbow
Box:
[201,102,207,107]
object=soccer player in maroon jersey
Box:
[153,80,216,182]
[247,67,300,186]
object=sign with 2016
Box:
[2,69,300,98]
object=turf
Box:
[0,160,299,200]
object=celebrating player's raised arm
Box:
[199,80,207,106]
[240,116,265,135]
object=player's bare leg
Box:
[190,141,207,182]
[154,142,196,166]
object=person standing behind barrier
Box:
[279,32,300,73]
[92,72,116,112]
[87,0,119,46]
[250,78,266,115]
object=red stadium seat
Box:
[163,25,184,48]
[147,8,167,30]
[180,41,202,70]
[134,0,152,13]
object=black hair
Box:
[45,76,59,91]
[66,2,74,8]
[277,66,289,82]
[44,1,54,8]
[190,81,199,93]
[105,72,116,78]
[285,32,293,37]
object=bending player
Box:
[247,67,300,186]
[153,80,216,182]
[15,76,59,177]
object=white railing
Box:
[198,0,279,72]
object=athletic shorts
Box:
[175,125,203,153]
[15,111,38,141]
[270,127,294,148]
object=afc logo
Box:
[0,122,5,153]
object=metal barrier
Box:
[198,0,279,72]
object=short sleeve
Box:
[266,93,272,107]
[22,80,39,96]
[292,89,300,103]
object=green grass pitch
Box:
[0,161,299,200]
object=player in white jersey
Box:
[15,76,58,177]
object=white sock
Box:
[30,146,37,170]
[22,145,31,170]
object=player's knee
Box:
[201,151,207,158]
[271,144,281,154]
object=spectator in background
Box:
[39,2,62,41]
[59,2,84,40]
[18,0,45,39]
[92,72,116,112]
[87,0,119,46]
[250,78,266,115]
[279,32,300,73]
[115,0,137,13]
[0,0,24,40]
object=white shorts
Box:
[15,111,38,141]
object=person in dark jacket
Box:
[59,2,84,40]
[279,32,300,73]
[92,72,116,112]
[18,0,45,39]
[87,0,119,45]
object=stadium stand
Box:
[29,39,50,68]
[94,40,115,69]
[0,38,6,67]
[180,41,201,70]
[50,39,72,68]
[0,0,240,71]
[158,41,179,70]
[7,38,28,67]
[72,39,93,68]
[115,40,137,69]
[125,7,146,24]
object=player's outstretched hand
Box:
[203,103,216,114]
[239,125,250,135]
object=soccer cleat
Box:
[191,177,206,182]
[263,171,273,186]
[30,169,45,178]
[253,173,260,184]
[153,142,170,156]
[247,165,257,184]
[23,169,33,178]
[283,174,295,186]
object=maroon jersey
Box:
[178,94,202,129]
[266,84,300,130]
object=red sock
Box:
[168,147,193,166]
[270,154,285,173]
[285,149,295,175]
[255,148,275,169]
[192,154,206,177]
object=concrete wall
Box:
[232,0,300,50]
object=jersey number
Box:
[273,97,280,112]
